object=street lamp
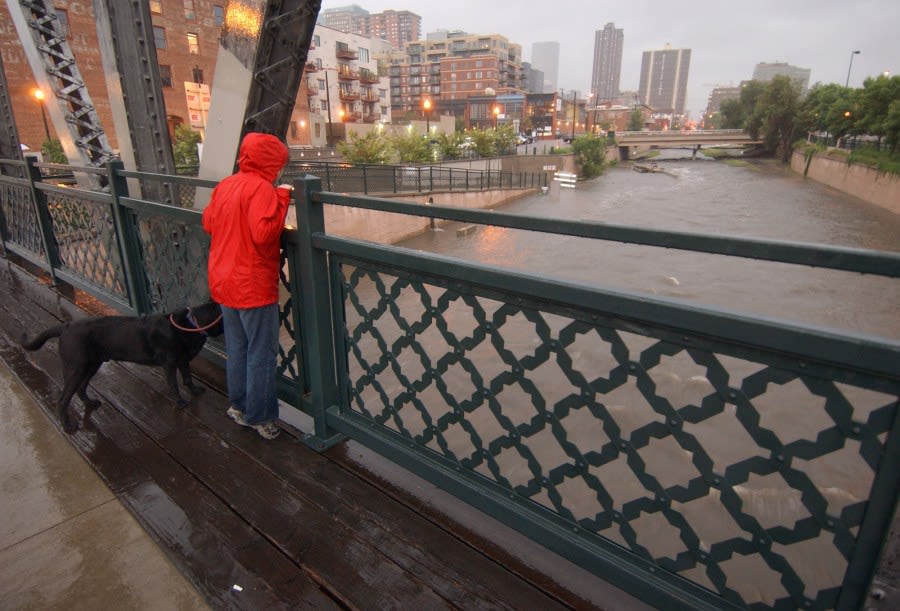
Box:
[493,105,500,129]
[31,87,51,141]
[845,50,860,87]
[422,97,432,135]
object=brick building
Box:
[0,1,326,155]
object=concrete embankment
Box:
[310,188,540,244]
[791,150,900,215]
[287,152,576,244]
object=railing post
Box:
[24,157,61,283]
[293,174,344,450]
[106,160,153,314]
[393,166,397,193]
[362,164,368,194]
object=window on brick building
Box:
[153,26,167,49]
[149,1,162,14]
[184,0,195,20]
[159,65,173,88]
[54,9,69,36]
[213,5,225,26]
[187,33,199,54]
[192,66,204,84]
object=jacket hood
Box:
[237,132,289,182]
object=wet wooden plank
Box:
[0,273,340,611]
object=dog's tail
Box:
[20,325,65,351]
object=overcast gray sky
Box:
[320,0,899,118]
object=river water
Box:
[400,157,900,340]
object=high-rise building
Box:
[590,23,623,103]
[367,10,422,51]
[638,45,691,116]
[752,62,811,92]
[318,4,369,36]
[522,62,545,94]
[318,5,421,51]
[530,41,559,94]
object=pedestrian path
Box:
[0,359,210,610]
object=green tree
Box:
[571,133,607,179]
[336,130,392,164]
[41,138,67,163]
[435,131,465,160]
[883,99,900,154]
[750,75,803,162]
[856,75,900,144]
[392,130,432,163]
[468,128,496,157]
[628,109,644,131]
[797,83,847,142]
[719,99,745,129]
[172,124,201,168]
[493,124,518,155]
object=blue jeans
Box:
[222,304,279,425]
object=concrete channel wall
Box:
[791,150,900,215]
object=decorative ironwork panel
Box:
[0,180,44,258]
[45,189,125,298]
[339,261,899,610]
[277,247,303,384]
[137,215,209,312]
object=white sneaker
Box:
[253,421,280,440]
[226,406,248,427]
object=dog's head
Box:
[187,301,224,337]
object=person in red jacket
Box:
[202,132,293,440]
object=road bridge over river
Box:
[613,129,764,160]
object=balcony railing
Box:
[337,69,359,81]
[359,70,380,84]
[339,89,360,101]
[304,62,318,73]
[335,45,357,60]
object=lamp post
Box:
[31,87,51,141]
[845,50,860,87]
[423,97,432,135]
[493,105,500,129]
[570,89,577,141]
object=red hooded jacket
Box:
[202,132,291,309]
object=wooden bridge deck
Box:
[0,259,642,610]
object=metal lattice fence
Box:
[337,260,898,609]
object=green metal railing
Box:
[1,159,899,610]
[283,160,549,195]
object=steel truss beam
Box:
[93,0,175,177]
[6,0,115,172]
[242,0,321,140]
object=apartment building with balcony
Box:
[382,30,526,125]
[304,25,392,144]
[318,5,421,51]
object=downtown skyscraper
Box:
[530,41,560,94]
[591,23,624,103]
[638,45,691,116]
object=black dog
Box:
[21,302,223,433]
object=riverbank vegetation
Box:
[337,125,520,164]
[717,73,900,175]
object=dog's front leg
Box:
[180,363,205,397]
[164,365,188,408]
